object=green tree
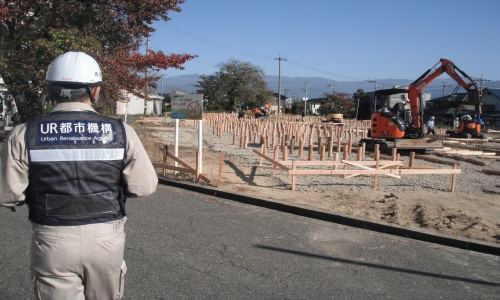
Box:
[322,91,355,118]
[195,59,272,112]
[353,88,367,120]
[0,0,196,122]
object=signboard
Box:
[171,94,203,120]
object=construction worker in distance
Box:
[426,116,436,137]
[0,51,158,299]
[391,99,410,121]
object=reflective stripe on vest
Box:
[30,148,125,162]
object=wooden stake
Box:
[343,148,349,177]
[451,163,458,192]
[328,140,334,158]
[217,152,224,188]
[299,140,304,158]
[373,151,380,190]
[292,160,297,191]
[273,146,279,176]
[409,152,415,169]
[162,145,168,176]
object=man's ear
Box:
[91,86,101,101]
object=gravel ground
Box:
[152,116,500,195]
[142,116,500,244]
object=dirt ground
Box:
[133,118,500,245]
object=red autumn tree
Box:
[0,0,196,121]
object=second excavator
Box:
[360,58,482,152]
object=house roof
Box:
[425,105,476,115]
[428,93,468,103]
[483,87,500,100]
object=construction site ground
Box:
[124,116,499,245]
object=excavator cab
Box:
[446,114,484,139]
[369,109,406,139]
[367,88,411,140]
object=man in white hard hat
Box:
[426,116,436,137]
[391,99,409,118]
[0,51,158,299]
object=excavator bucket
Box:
[394,138,443,150]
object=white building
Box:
[116,91,163,115]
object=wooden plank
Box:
[393,169,461,175]
[433,152,488,166]
[155,153,213,184]
[417,153,458,166]
[165,151,194,169]
[277,160,402,166]
[451,163,458,192]
[440,150,485,155]
[341,160,402,179]
[394,138,443,149]
[482,169,500,175]
[288,168,461,175]
[252,149,290,170]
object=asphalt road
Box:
[1,184,499,299]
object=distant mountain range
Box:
[157,74,500,100]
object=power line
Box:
[163,24,375,82]
[286,59,363,81]
[164,24,273,61]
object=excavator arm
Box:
[408,58,481,129]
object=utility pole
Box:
[284,88,289,109]
[144,35,150,115]
[303,81,309,116]
[476,74,490,90]
[368,78,378,113]
[328,82,336,94]
[368,78,378,91]
[441,82,452,96]
[274,54,287,116]
[161,76,164,96]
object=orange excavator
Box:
[360,58,482,152]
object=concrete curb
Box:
[158,178,500,256]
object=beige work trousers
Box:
[31,218,127,300]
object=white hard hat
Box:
[46,52,102,85]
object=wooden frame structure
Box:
[252,149,460,192]
[153,145,212,185]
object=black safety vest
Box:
[25,111,127,225]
